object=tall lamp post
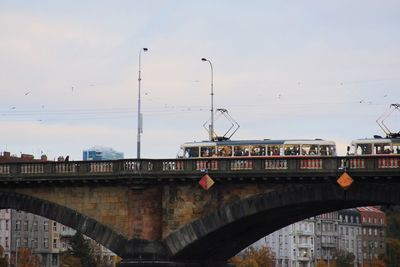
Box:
[137,47,148,159]
[201,58,214,141]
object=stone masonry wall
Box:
[162,183,280,238]
[16,186,131,237]
[128,186,162,240]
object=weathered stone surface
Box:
[0,176,398,263]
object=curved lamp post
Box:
[201,58,214,141]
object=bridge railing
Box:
[0,156,398,179]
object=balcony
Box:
[321,242,336,248]
[297,243,312,249]
[295,230,313,236]
[298,256,311,261]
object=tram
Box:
[178,139,336,158]
[349,104,400,155]
[350,137,400,155]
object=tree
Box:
[229,246,275,267]
[60,251,82,267]
[316,259,328,267]
[16,247,39,267]
[69,232,97,267]
[335,249,355,267]
[0,246,8,267]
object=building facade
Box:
[254,218,315,267]
[338,208,362,266]
[0,209,11,262]
[357,207,386,266]
[314,211,339,265]
[252,207,387,267]
[11,210,61,267]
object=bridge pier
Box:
[118,260,232,267]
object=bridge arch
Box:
[164,181,399,261]
[0,190,129,256]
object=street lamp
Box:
[201,58,214,141]
[137,47,148,159]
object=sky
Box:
[0,0,400,160]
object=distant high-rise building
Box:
[82,146,124,161]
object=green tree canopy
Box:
[69,232,97,267]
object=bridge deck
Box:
[0,156,399,185]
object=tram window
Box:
[301,145,318,155]
[249,145,265,156]
[184,147,199,158]
[320,145,334,156]
[374,143,392,154]
[284,145,300,156]
[267,145,281,156]
[234,146,249,156]
[217,146,232,157]
[393,144,400,154]
[200,146,215,157]
[356,144,372,155]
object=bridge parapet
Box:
[0,156,399,183]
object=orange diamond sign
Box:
[337,172,353,190]
[199,174,215,190]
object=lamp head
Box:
[201,58,207,61]
[143,48,148,52]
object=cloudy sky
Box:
[1,1,400,160]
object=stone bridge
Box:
[0,156,399,266]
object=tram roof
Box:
[351,137,400,144]
[181,139,335,147]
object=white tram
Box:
[350,137,400,155]
[178,139,336,158]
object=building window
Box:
[23,221,28,231]
[380,218,384,224]
[44,221,49,232]
[23,238,28,248]
[369,228,372,235]
[363,228,367,235]
[32,239,38,249]
[369,217,372,223]
[53,239,57,249]
[52,254,58,265]
[15,220,21,231]
[44,238,49,249]
[5,237,8,248]
[33,221,38,231]
[5,220,8,230]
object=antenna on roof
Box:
[203,109,240,141]
[376,104,400,138]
